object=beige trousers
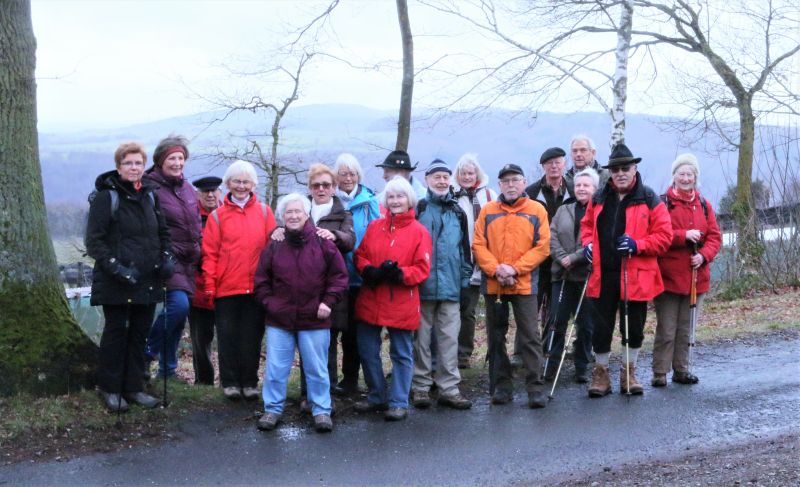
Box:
[652,291,705,375]
[412,300,461,396]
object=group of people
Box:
[86,133,721,434]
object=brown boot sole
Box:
[619,387,644,395]
[588,387,611,398]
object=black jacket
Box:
[85,170,172,305]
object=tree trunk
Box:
[395,0,413,152]
[0,0,96,396]
[733,99,761,270]
[269,112,281,210]
[610,0,633,146]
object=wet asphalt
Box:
[2,334,799,486]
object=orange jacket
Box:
[472,196,551,296]
[202,194,277,299]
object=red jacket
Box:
[581,180,672,301]
[192,204,217,309]
[202,194,277,299]
[354,209,432,330]
[658,189,722,295]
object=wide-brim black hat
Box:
[192,176,223,191]
[603,143,642,168]
[375,150,417,170]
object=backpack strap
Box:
[661,192,708,218]
[415,199,428,220]
[485,187,492,202]
[210,209,220,226]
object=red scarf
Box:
[668,185,695,203]
[133,180,142,192]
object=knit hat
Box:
[539,147,566,164]
[671,153,700,178]
[425,158,451,176]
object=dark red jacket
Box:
[658,189,722,295]
[354,209,432,330]
[192,204,217,309]
[254,220,349,331]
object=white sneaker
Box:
[242,387,260,401]
[223,386,242,400]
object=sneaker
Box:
[242,387,260,401]
[652,373,668,387]
[99,390,129,413]
[527,390,547,409]
[384,408,408,421]
[491,389,513,405]
[353,400,389,413]
[411,389,432,409]
[313,414,333,433]
[223,386,242,401]
[438,392,472,410]
[257,412,281,431]
[123,392,160,409]
[673,371,699,384]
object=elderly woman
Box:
[547,168,599,384]
[85,142,171,411]
[353,176,432,421]
[452,153,498,369]
[334,153,381,394]
[254,193,349,432]
[202,160,277,400]
[653,154,721,386]
[143,135,202,380]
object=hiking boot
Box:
[384,408,408,421]
[673,371,699,385]
[527,390,547,409]
[353,400,389,413]
[574,368,591,384]
[242,387,260,401]
[223,386,242,401]
[99,390,129,413]
[458,356,471,369]
[438,392,472,410]
[588,364,612,398]
[491,389,513,405]
[651,373,668,387]
[257,412,281,431]
[619,363,644,395]
[411,389,432,409]
[123,392,160,409]
[313,414,333,433]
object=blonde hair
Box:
[307,163,337,189]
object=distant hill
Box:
[40,103,752,207]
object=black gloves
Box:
[380,260,404,284]
[361,265,383,288]
[158,251,177,280]
[108,258,140,286]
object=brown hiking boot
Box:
[619,363,644,395]
[588,364,612,398]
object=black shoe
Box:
[527,390,547,409]
[314,414,333,433]
[99,390,129,412]
[574,368,591,384]
[257,412,281,431]
[124,392,160,409]
[333,380,359,397]
[491,389,513,405]
[384,408,408,421]
[353,400,389,413]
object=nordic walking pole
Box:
[542,270,568,377]
[688,242,699,375]
[623,254,631,396]
[549,278,589,399]
[161,286,169,408]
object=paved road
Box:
[2,334,798,486]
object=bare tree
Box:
[396,0,414,151]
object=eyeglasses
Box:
[311,182,332,190]
[609,165,635,174]
[499,176,524,185]
[337,171,357,179]
[230,179,253,187]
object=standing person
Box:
[334,153,381,394]
[547,168,599,383]
[202,160,277,400]
[376,149,427,201]
[652,154,721,387]
[187,176,222,386]
[565,135,610,189]
[473,164,551,408]
[581,144,672,397]
[353,177,432,421]
[86,142,170,411]
[254,193,349,432]
[143,135,202,380]
[453,154,497,369]
[411,160,473,410]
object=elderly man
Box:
[376,149,427,201]
[474,164,551,408]
[565,135,609,189]
[581,144,672,397]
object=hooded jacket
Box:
[454,172,498,285]
[339,184,382,288]
[85,170,171,305]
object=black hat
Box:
[425,158,451,176]
[603,143,642,168]
[192,176,223,191]
[539,147,566,164]
[498,163,524,179]
[376,150,417,170]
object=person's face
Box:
[425,171,451,195]
[571,140,596,170]
[197,188,221,212]
[498,173,526,200]
[573,176,596,204]
[673,165,697,191]
[383,167,410,182]
[118,152,145,183]
[310,173,335,204]
[609,164,637,190]
[457,165,478,188]
[283,200,309,230]
[386,190,410,214]
[162,151,185,178]
[542,156,566,180]
[226,173,255,200]
[337,167,359,193]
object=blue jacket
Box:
[416,189,472,302]
[342,184,381,287]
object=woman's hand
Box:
[271,227,286,241]
[691,253,704,269]
[317,302,332,319]
[685,229,702,243]
[560,256,572,268]
[316,228,336,241]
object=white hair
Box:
[334,153,364,183]
[570,134,596,151]
[222,160,258,188]
[454,153,489,188]
[276,192,311,224]
[574,167,600,189]
[382,175,418,209]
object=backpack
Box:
[660,192,708,218]
[88,188,156,221]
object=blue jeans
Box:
[262,327,331,416]
[146,290,190,377]
[357,323,413,409]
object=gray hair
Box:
[570,134,596,151]
[382,175,418,209]
[153,134,190,166]
[334,153,364,183]
[454,153,489,188]
[574,167,600,189]
[222,160,258,189]
[276,192,311,224]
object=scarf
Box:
[311,199,333,225]
[668,185,696,204]
[336,185,359,205]
[231,194,250,209]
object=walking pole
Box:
[542,269,568,377]
[688,243,699,375]
[487,292,503,396]
[549,278,589,399]
[623,255,631,396]
[162,286,169,408]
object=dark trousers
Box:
[98,304,156,393]
[215,294,265,389]
[543,280,595,373]
[188,306,216,385]
[485,293,544,394]
[591,270,647,354]
[458,285,480,360]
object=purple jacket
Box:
[254,220,348,331]
[145,167,202,294]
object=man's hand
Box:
[495,263,517,280]
[560,256,572,268]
